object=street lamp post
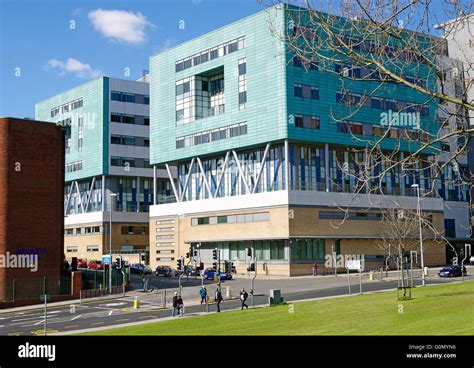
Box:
[411,184,425,286]
[109,193,117,293]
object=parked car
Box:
[470,256,474,266]
[185,266,200,276]
[77,259,88,269]
[438,265,467,278]
[203,268,232,280]
[87,260,103,270]
[155,266,172,277]
[130,263,152,275]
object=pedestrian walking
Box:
[215,288,223,312]
[177,295,184,317]
[172,291,179,317]
[312,262,318,276]
[239,288,249,309]
[199,286,207,305]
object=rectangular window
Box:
[111,114,122,123]
[238,91,247,106]
[87,245,99,252]
[294,84,303,97]
[77,116,84,151]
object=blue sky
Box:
[0,0,265,118]
[0,0,466,118]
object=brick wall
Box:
[0,118,64,302]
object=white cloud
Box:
[88,9,153,45]
[47,58,102,79]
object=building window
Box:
[156,220,174,225]
[176,122,247,149]
[291,239,325,261]
[65,161,83,173]
[192,212,269,226]
[87,245,99,252]
[66,246,78,253]
[294,83,319,100]
[238,58,247,109]
[78,116,83,152]
[294,114,319,130]
[294,84,303,97]
[51,98,83,117]
[175,36,245,72]
[156,227,175,232]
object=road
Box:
[0,270,471,336]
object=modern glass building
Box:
[148,5,470,275]
[36,76,174,262]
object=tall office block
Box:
[36,77,173,262]
[149,5,470,275]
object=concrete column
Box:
[284,140,290,191]
[101,175,106,211]
[136,176,140,212]
[325,143,330,192]
[153,165,157,205]
[400,151,406,196]
[285,239,291,264]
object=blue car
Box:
[438,265,467,278]
[203,268,232,280]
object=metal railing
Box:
[1,274,72,303]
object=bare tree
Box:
[264,0,474,198]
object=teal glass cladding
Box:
[149,6,288,165]
[148,5,468,202]
[103,77,109,175]
[284,5,440,153]
[35,77,106,181]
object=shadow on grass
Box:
[424,290,474,298]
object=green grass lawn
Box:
[81,281,474,335]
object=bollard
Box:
[225,286,230,298]
[369,271,374,280]
[133,295,140,309]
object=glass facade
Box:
[291,239,326,261]
[177,145,286,201]
[174,142,468,202]
[176,69,225,126]
[63,176,171,214]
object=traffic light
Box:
[224,261,232,274]
[186,252,190,259]
[115,256,122,269]
[200,262,204,271]
[177,259,183,271]
[141,254,145,262]
[247,263,255,272]
[71,257,78,271]
[193,250,198,257]
[247,248,252,257]
[212,262,218,271]
[212,249,218,260]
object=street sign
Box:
[102,255,112,264]
[40,294,50,302]
[346,260,362,271]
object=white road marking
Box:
[108,311,114,316]
[12,317,46,323]
[34,319,45,326]
[71,315,82,321]
[99,302,126,307]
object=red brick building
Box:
[0,117,64,302]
